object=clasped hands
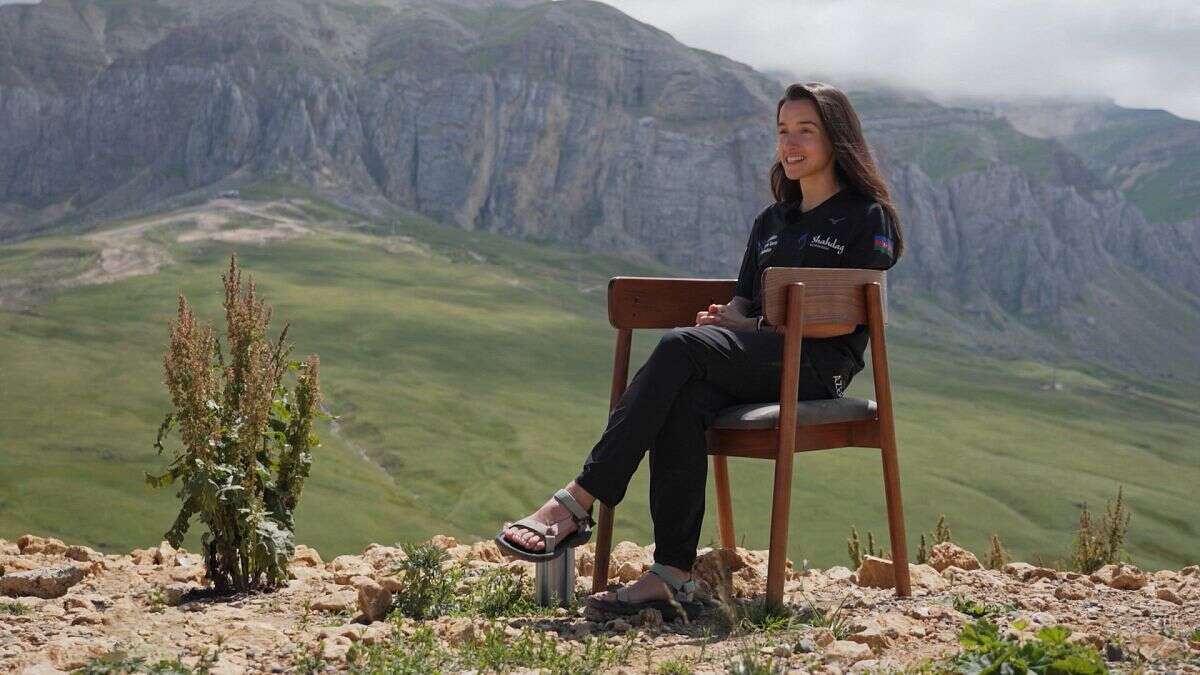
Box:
[695,303,757,331]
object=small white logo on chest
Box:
[810,234,845,255]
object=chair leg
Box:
[591,503,615,595]
[765,456,795,609]
[712,455,736,549]
[880,439,911,597]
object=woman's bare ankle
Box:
[564,481,595,511]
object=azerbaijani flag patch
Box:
[873,235,894,258]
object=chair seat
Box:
[711,397,877,430]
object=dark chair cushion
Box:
[711,397,877,430]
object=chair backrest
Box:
[761,267,887,331]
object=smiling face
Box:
[777,98,836,182]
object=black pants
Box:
[574,325,835,571]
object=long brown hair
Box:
[770,82,905,259]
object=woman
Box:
[495,82,905,620]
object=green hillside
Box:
[1,194,1197,571]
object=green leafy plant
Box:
[1070,485,1132,574]
[345,622,634,675]
[0,601,29,615]
[388,542,465,620]
[724,647,784,675]
[656,657,695,674]
[147,254,322,594]
[457,566,541,618]
[939,619,1107,674]
[144,586,169,614]
[951,594,1014,619]
[77,645,220,674]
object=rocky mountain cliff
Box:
[1,0,1198,379]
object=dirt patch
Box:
[0,199,320,311]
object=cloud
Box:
[601,0,1200,121]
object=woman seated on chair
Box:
[495,81,907,620]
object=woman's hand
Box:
[695,303,756,331]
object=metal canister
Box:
[534,548,575,608]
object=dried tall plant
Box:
[148,253,322,593]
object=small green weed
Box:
[291,641,329,675]
[344,621,635,674]
[386,543,550,621]
[1069,485,1132,574]
[939,619,1107,674]
[76,645,220,674]
[143,587,168,614]
[951,594,1014,619]
[388,542,464,620]
[0,601,29,615]
[655,657,695,674]
[456,566,544,618]
[724,647,784,675]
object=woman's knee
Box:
[656,326,704,353]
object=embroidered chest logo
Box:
[809,234,846,255]
[828,216,846,226]
[758,233,780,257]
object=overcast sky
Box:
[603,0,1200,122]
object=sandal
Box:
[494,488,595,563]
[586,562,705,622]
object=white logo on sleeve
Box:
[809,234,845,255]
[759,234,780,257]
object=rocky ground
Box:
[1,534,1197,674]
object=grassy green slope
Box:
[1,201,1197,570]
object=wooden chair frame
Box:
[591,267,911,606]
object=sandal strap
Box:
[508,517,558,553]
[553,489,594,526]
[649,563,697,602]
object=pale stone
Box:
[63,546,102,563]
[927,542,981,572]
[427,535,458,550]
[17,535,68,556]
[1130,633,1185,661]
[854,557,946,591]
[311,590,356,612]
[1155,587,1182,605]
[0,564,87,599]
[1054,582,1094,600]
[355,578,392,623]
[825,640,873,663]
[1090,564,1147,590]
[291,544,323,567]
[153,541,177,566]
[1003,562,1059,582]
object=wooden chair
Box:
[590,267,911,607]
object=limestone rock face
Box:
[0,0,1197,379]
